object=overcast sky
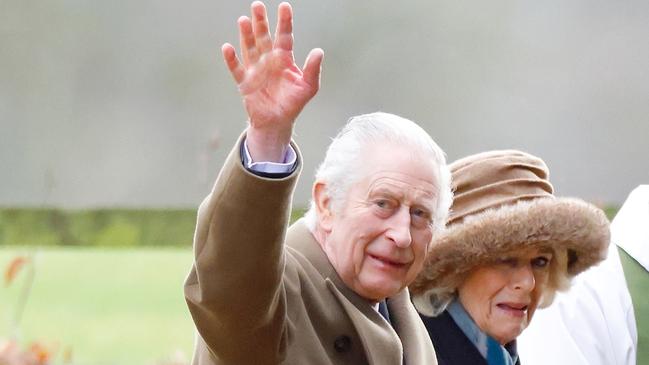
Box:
[1,0,647,208]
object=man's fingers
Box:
[238,16,259,66]
[302,48,324,91]
[222,43,245,84]
[273,2,294,52]
[251,1,272,55]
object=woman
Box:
[410,150,610,365]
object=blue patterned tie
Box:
[378,300,391,324]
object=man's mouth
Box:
[368,254,407,269]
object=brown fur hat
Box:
[410,150,610,316]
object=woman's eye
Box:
[532,256,550,269]
[497,257,518,267]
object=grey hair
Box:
[303,112,452,234]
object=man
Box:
[517,186,649,364]
[183,1,452,364]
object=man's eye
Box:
[411,208,430,221]
[410,208,432,228]
[375,200,393,209]
[411,208,429,218]
[532,256,550,269]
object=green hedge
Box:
[0,205,612,247]
[0,207,308,247]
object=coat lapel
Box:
[327,279,403,365]
[286,219,436,365]
[388,289,438,365]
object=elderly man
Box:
[183,1,452,364]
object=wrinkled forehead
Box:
[365,173,439,207]
[353,141,440,192]
[367,173,437,194]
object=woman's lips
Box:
[496,302,529,317]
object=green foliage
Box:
[290,206,307,224]
[0,208,197,247]
[93,218,141,247]
[0,207,308,247]
[603,205,619,221]
[619,248,649,365]
[0,209,62,246]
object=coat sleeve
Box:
[184,133,301,363]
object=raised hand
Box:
[222,1,323,162]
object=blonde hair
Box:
[539,247,571,308]
[414,246,573,317]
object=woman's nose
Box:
[511,264,536,292]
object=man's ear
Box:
[313,181,334,233]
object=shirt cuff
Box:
[242,138,297,174]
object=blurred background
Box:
[1,0,648,364]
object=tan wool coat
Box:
[184,136,437,365]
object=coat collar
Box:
[286,219,437,365]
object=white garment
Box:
[612,186,649,272]
[517,186,646,365]
[242,138,296,173]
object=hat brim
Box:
[410,197,610,298]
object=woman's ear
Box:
[313,181,334,232]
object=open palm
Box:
[223,2,323,135]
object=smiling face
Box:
[314,142,440,302]
[457,247,553,344]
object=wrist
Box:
[246,126,293,163]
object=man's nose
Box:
[511,264,536,292]
[385,207,412,248]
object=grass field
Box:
[2,236,647,364]
[1,247,195,365]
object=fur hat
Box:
[410,150,610,316]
